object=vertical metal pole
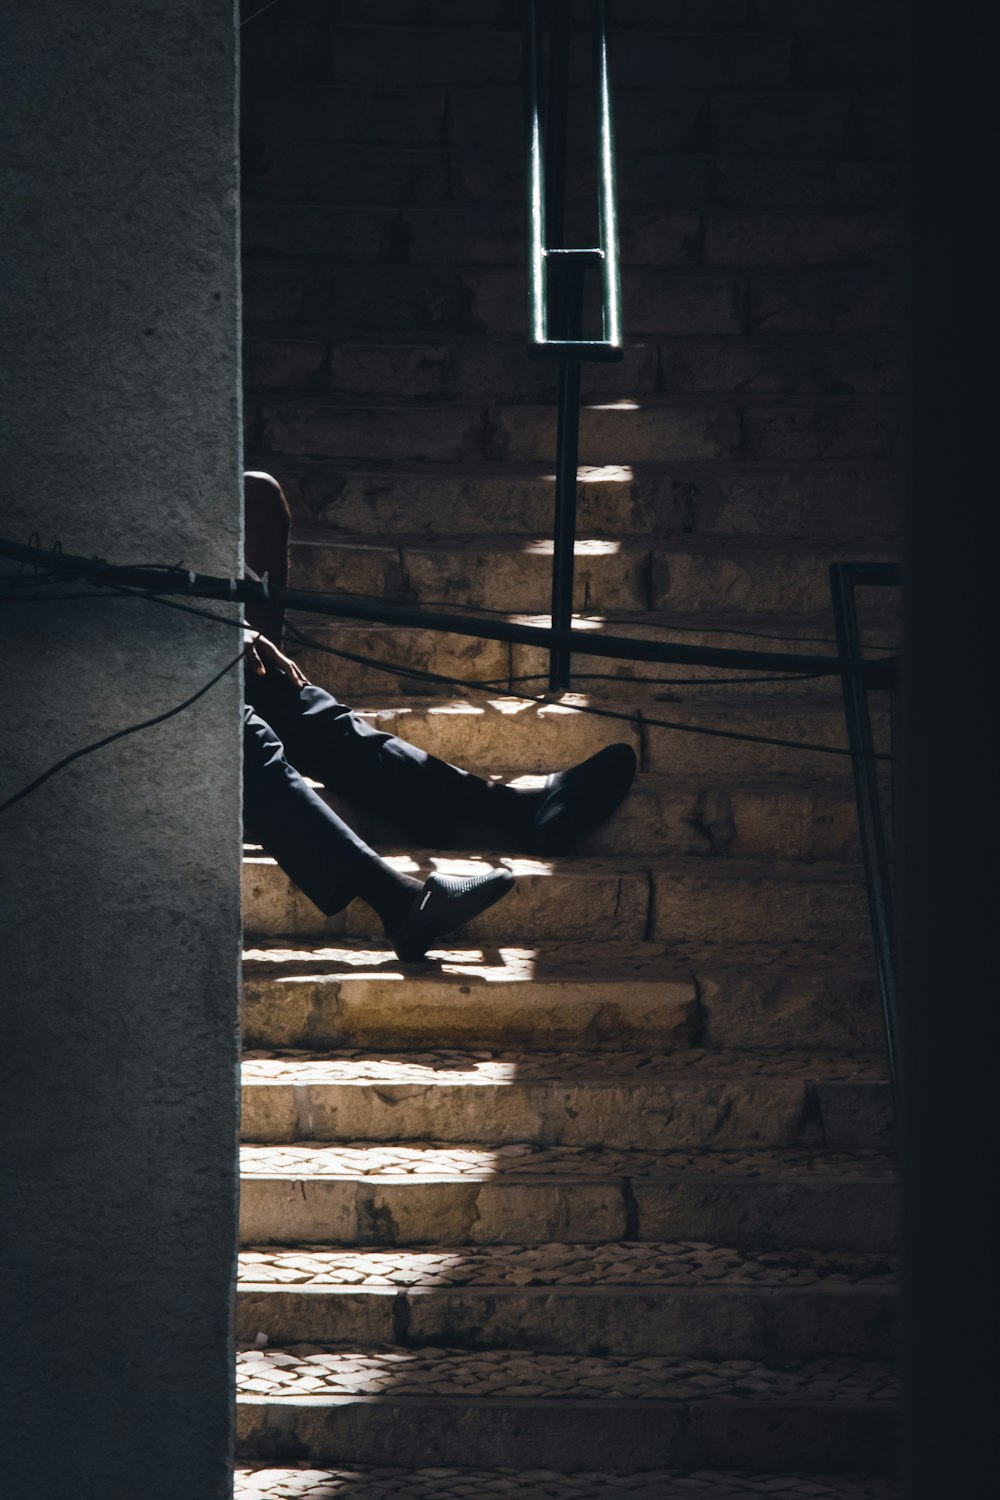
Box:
[545,0,577,693]
[549,262,583,693]
[830,563,900,1100]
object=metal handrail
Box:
[830,562,900,1101]
[526,1,623,360]
[526,0,624,690]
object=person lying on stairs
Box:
[241,471,637,962]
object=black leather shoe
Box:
[391,867,515,962]
[527,742,637,854]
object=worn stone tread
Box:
[237,1346,897,1403]
[257,691,886,778]
[235,1466,898,1500]
[239,1048,892,1155]
[241,939,884,1055]
[238,1242,898,1291]
[290,609,897,703]
[241,1048,886,1086]
[242,849,873,946]
[240,1142,894,1182]
[242,936,872,981]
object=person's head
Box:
[243,471,290,640]
[244,471,290,585]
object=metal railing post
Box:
[525,0,624,695]
[549,259,584,691]
[830,561,901,1101]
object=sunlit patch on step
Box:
[585,400,642,410]
[540,463,634,484]
[522,538,622,556]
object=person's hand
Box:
[244,632,311,689]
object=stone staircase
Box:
[236,2,901,1494]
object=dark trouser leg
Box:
[243,706,381,916]
[245,671,517,845]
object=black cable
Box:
[241,0,284,25]
[0,648,244,817]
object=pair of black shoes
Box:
[391,743,637,961]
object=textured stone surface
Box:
[235,1349,897,1472]
[239,1144,898,1252]
[237,1346,897,1403]
[241,940,883,1055]
[240,1048,890,1151]
[235,1466,900,1500]
[255,457,898,543]
[238,1242,898,1291]
[285,528,893,621]
[3,5,241,1496]
[242,850,870,949]
[236,1242,898,1358]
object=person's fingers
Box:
[243,640,266,676]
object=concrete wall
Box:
[0,4,242,1496]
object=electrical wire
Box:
[241,0,285,26]
[0,647,245,818]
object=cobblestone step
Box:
[235,1463,900,1500]
[240,1050,890,1154]
[242,852,870,947]
[236,1241,897,1359]
[287,528,896,619]
[255,456,899,543]
[238,1144,897,1253]
[288,610,897,701]
[235,1346,897,1474]
[241,940,884,1055]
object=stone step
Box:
[242,262,899,338]
[285,694,882,781]
[238,1143,897,1252]
[240,1050,891,1153]
[287,527,896,618]
[241,940,885,1055]
[309,773,860,862]
[235,1463,900,1500]
[243,327,899,404]
[235,1346,897,1474]
[242,198,898,275]
[257,397,886,469]
[236,1241,898,1360]
[242,851,870,947]
[249,455,900,543]
[286,609,897,701]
